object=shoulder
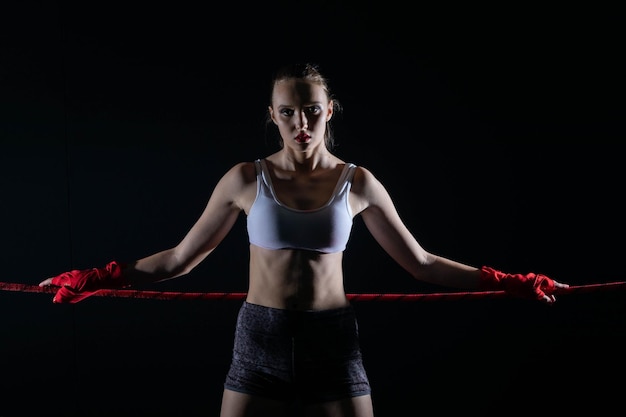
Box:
[348,165,392,215]
[213,161,260,213]
[211,161,258,199]
[350,165,383,194]
[220,161,258,185]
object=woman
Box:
[39,62,568,417]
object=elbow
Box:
[406,252,438,281]
[168,264,191,279]
[170,246,211,278]
[169,252,193,278]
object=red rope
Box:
[1,281,624,301]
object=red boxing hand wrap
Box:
[50,260,128,304]
[479,266,556,301]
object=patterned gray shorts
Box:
[224,301,371,404]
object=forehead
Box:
[272,78,328,105]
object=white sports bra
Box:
[246,159,357,253]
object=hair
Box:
[266,62,342,150]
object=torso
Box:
[238,156,355,311]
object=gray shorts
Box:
[224,301,371,404]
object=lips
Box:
[295,132,311,143]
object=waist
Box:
[246,279,350,311]
[245,293,350,311]
[239,300,355,320]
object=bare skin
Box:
[40,76,569,416]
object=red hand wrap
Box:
[480,266,556,301]
[50,260,128,304]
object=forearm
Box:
[125,248,189,285]
[412,255,482,289]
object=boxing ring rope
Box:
[1,281,625,301]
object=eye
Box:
[280,108,294,117]
[305,105,322,115]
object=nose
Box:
[296,111,308,130]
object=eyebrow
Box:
[277,101,324,108]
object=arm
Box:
[39,162,256,303]
[351,166,567,303]
[127,162,253,283]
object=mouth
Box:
[295,132,311,143]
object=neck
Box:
[277,147,334,172]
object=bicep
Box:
[361,199,430,267]
[356,169,433,273]
[174,165,251,270]
[177,198,241,263]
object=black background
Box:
[1,1,624,416]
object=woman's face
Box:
[269,78,333,151]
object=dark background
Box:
[1,1,624,416]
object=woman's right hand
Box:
[39,260,127,303]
